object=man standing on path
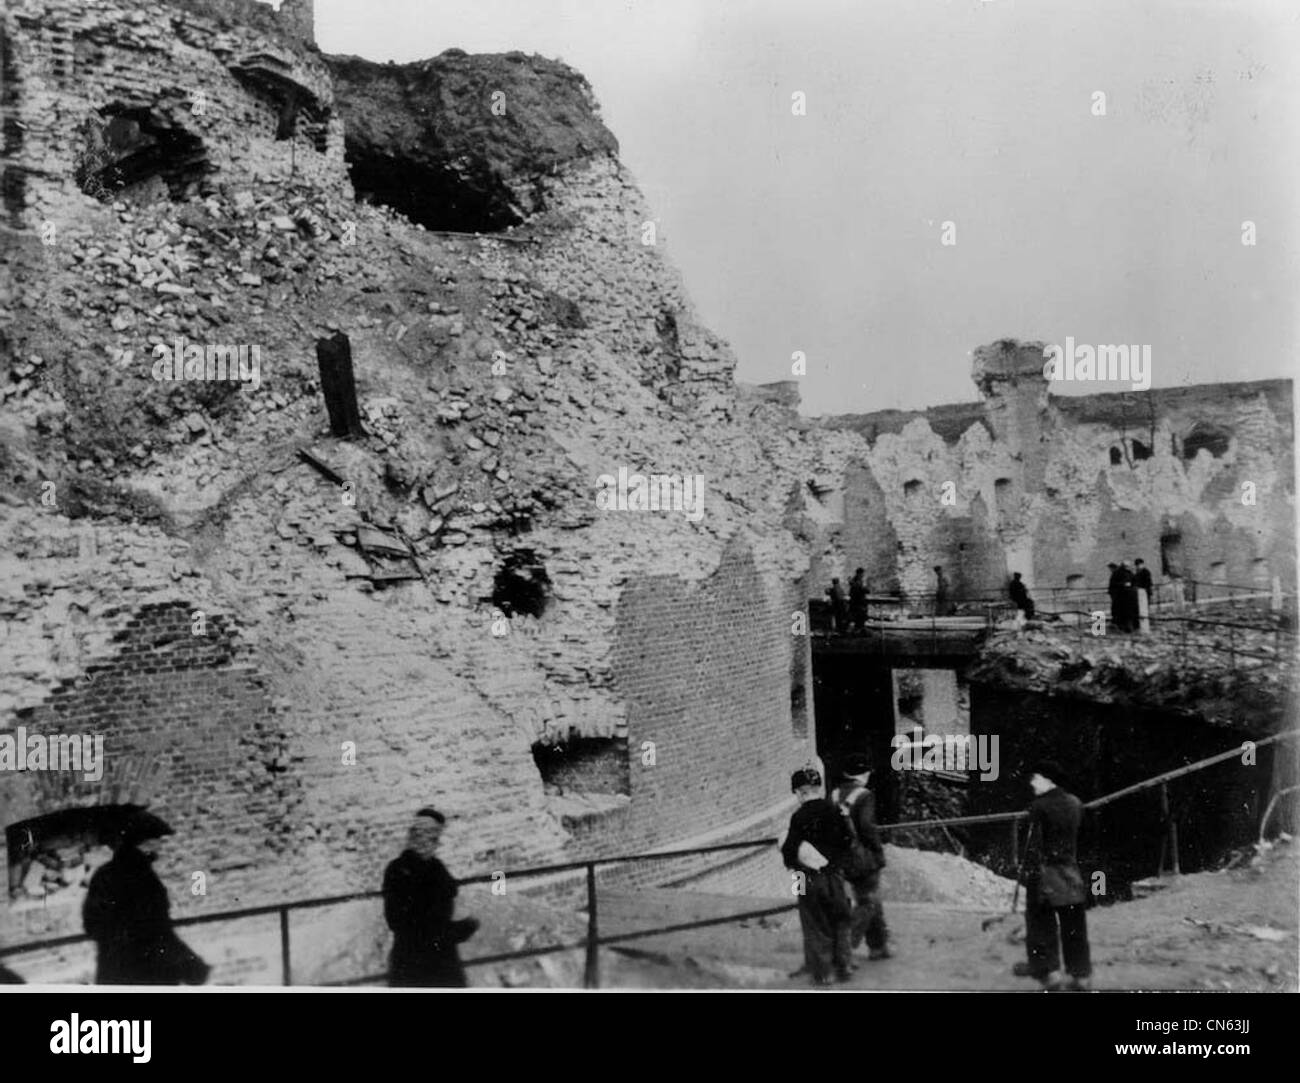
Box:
[826,578,849,635]
[1013,761,1092,992]
[1008,572,1035,621]
[781,766,855,986]
[1107,562,1129,632]
[1133,558,1154,633]
[831,754,891,961]
[384,808,480,987]
[848,568,869,634]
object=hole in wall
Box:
[1183,423,1231,461]
[492,550,552,618]
[531,737,629,796]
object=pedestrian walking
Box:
[1008,572,1035,620]
[781,766,855,986]
[825,578,849,635]
[82,809,210,985]
[383,808,479,987]
[830,754,891,960]
[1012,761,1092,992]
[848,568,868,634]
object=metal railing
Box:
[3,730,1296,987]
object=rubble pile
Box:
[970,620,1297,729]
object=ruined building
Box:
[818,340,1295,602]
[0,0,1293,983]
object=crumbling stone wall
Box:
[823,341,1295,603]
[1,2,840,982]
[1,0,344,228]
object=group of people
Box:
[782,755,1092,991]
[780,754,891,985]
[825,568,870,633]
[69,783,1089,992]
[1108,558,1154,632]
[71,805,479,988]
[825,566,961,632]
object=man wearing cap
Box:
[780,766,855,986]
[831,754,891,960]
[1014,761,1092,991]
[383,808,479,987]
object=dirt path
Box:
[594,840,1298,991]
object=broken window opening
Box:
[6,808,117,906]
[1131,439,1152,461]
[1109,446,1123,466]
[903,479,923,499]
[77,108,210,203]
[1160,533,1184,579]
[343,148,521,232]
[1183,423,1230,461]
[532,736,629,797]
[493,550,552,619]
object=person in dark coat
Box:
[830,754,890,960]
[1107,562,1130,632]
[1008,572,1035,620]
[781,766,855,986]
[82,813,210,986]
[1013,761,1092,991]
[934,566,955,616]
[848,568,868,634]
[825,578,849,635]
[383,808,479,988]
[1118,561,1140,632]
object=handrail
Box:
[3,730,1297,983]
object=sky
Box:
[300,0,1298,416]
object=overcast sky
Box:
[306,0,1299,416]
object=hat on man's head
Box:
[791,766,822,792]
[840,753,872,781]
[415,807,445,824]
[1029,760,1066,786]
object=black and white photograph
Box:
[0,0,1296,1052]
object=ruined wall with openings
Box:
[821,340,1295,604]
[0,3,834,980]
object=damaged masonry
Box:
[0,0,1295,1004]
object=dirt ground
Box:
[591,838,1299,991]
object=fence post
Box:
[1159,783,1180,877]
[1008,817,1018,869]
[280,907,292,986]
[584,863,599,989]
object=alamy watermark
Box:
[1042,338,1151,391]
[890,727,1000,782]
[595,466,705,522]
[0,728,105,782]
[152,338,262,391]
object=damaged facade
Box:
[0,0,1293,985]
[818,340,1295,604]
[1,0,826,981]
